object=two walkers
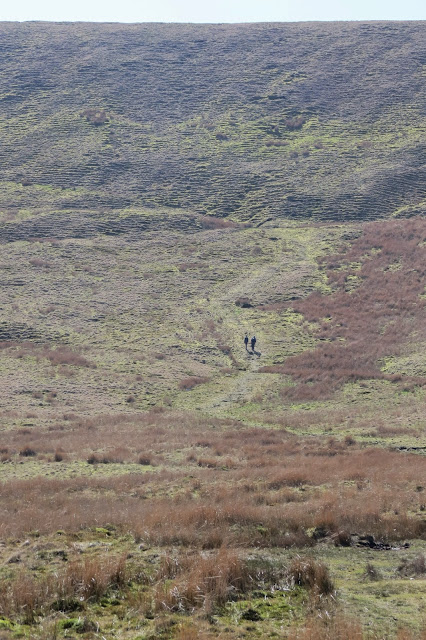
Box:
[244,333,257,352]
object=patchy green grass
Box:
[0,217,425,639]
[1,21,426,639]
[0,530,425,639]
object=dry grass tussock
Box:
[262,218,426,399]
[0,410,238,464]
[198,215,239,230]
[1,341,95,368]
[288,555,334,596]
[0,413,424,544]
[0,554,126,624]
[153,548,253,613]
[1,543,425,638]
[0,547,279,626]
[179,376,210,390]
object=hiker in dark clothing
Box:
[244,334,249,350]
[251,335,256,351]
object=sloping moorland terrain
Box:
[0,21,425,640]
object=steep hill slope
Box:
[0,21,425,229]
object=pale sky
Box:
[1,0,425,23]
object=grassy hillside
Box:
[0,20,425,640]
[0,21,426,227]
[1,214,425,639]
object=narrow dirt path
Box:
[204,345,265,410]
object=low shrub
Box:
[197,457,219,468]
[288,556,334,595]
[43,347,94,368]
[265,139,289,147]
[29,258,51,268]
[198,215,237,230]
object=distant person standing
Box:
[244,333,249,350]
[251,335,256,351]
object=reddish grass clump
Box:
[154,548,252,613]
[288,555,334,595]
[198,215,238,230]
[0,555,126,623]
[398,553,426,576]
[29,258,51,268]
[0,414,424,545]
[42,346,94,368]
[11,342,95,368]
[262,218,426,399]
[179,376,210,390]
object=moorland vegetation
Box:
[0,20,425,640]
